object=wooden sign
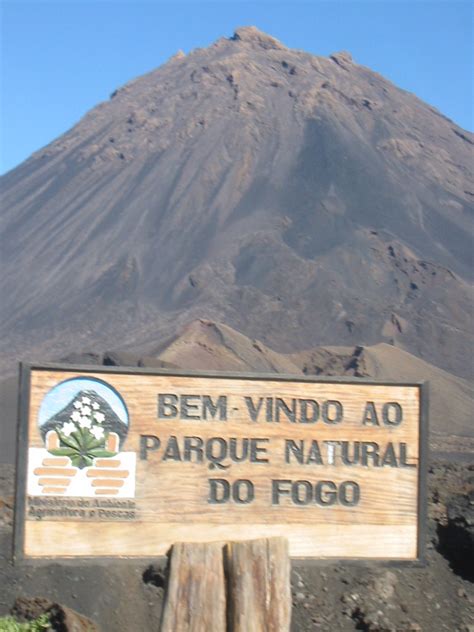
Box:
[15,364,428,562]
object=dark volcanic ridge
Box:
[0,26,473,382]
[1,320,472,465]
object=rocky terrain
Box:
[1,458,472,631]
[0,25,472,631]
[0,27,473,381]
[0,322,472,629]
[1,320,473,464]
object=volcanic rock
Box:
[0,27,472,381]
[1,320,472,463]
[155,318,302,373]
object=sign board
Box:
[15,364,428,562]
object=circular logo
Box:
[38,377,129,469]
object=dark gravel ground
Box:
[1,459,473,631]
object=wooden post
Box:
[226,537,291,632]
[160,537,291,631]
[159,541,226,632]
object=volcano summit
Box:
[0,27,472,378]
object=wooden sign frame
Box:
[14,363,429,565]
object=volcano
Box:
[39,389,129,449]
[0,27,472,379]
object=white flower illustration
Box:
[92,402,100,410]
[81,396,91,405]
[73,401,82,409]
[81,405,91,417]
[94,411,105,423]
[71,410,82,422]
[90,426,105,440]
[62,421,77,436]
[78,416,92,429]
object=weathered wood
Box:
[226,537,291,632]
[160,541,226,632]
[21,367,424,560]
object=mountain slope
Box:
[290,341,473,442]
[158,321,474,443]
[1,27,472,378]
[155,319,302,373]
[1,320,471,464]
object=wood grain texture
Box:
[160,542,226,632]
[227,537,291,632]
[24,522,417,559]
[22,368,424,560]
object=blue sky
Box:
[1,1,472,174]
[38,377,129,426]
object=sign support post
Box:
[160,541,226,631]
[160,537,291,632]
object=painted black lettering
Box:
[362,401,379,425]
[361,442,380,466]
[285,440,304,464]
[139,435,160,460]
[383,402,403,426]
[339,481,360,506]
[206,437,228,470]
[341,441,359,465]
[266,397,274,422]
[315,481,337,505]
[251,438,269,463]
[272,479,292,504]
[162,435,182,461]
[300,399,319,423]
[324,441,340,465]
[275,398,296,423]
[306,441,323,464]
[183,436,204,462]
[208,479,230,504]
[180,395,201,419]
[229,438,249,462]
[233,480,254,504]
[203,395,227,421]
[381,442,398,467]
[400,442,417,468]
[292,480,312,505]
[244,397,263,422]
[322,400,343,424]
[158,394,178,419]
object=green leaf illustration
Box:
[88,449,117,459]
[83,434,104,451]
[59,432,82,451]
[48,447,77,457]
[70,454,94,469]
[70,430,85,449]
